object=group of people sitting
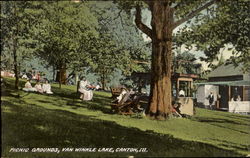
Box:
[23,79,53,94]
[111,87,145,113]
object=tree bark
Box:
[60,63,67,84]
[13,36,19,90]
[145,1,174,120]
[13,3,19,90]
[56,62,67,87]
[101,69,106,91]
[52,65,55,81]
[134,0,217,120]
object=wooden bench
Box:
[110,87,124,99]
[111,92,145,115]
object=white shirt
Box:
[79,80,88,90]
[117,89,127,102]
[22,74,28,79]
[42,83,52,92]
[25,82,32,88]
[35,84,43,90]
[179,90,185,97]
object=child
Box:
[23,79,37,92]
[42,80,53,94]
[34,80,43,93]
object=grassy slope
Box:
[1,77,250,157]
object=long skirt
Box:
[23,87,37,92]
[79,88,93,101]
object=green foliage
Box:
[176,0,250,72]
[31,1,99,70]
[89,1,151,68]
[89,33,132,88]
[1,1,39,72]
[173,51,202,74]
[87,2,151,87]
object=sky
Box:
[139,8,235,70]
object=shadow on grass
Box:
[209,138,250,152]
[193,116,250,134]
[2,99,243,158]
[194,116,249,126]
[2,78,112,113]
[33,87,113,114]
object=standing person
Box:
[78,77,93,101]
[207,92,214,109]
[42,80,53,94]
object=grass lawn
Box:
[1,77,250,157]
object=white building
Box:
[196,64,250,114]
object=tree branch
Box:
[132,60,150,64]
[173,0,217,28]
[135,4,152,38]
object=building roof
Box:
[195,80,250,86]
[207,64,245,78]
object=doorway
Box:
[219,85,229,109]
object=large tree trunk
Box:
[146,1,174,120]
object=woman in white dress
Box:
[34,81,43,93]
[23,79,37,92]
[42,80,53,94]
[78,78,93,101]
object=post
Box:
[242,86,245,101]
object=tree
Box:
[1,1,39,89]
[173,51,202,75]
[115,0,218,119]
[89,33,130,89]
[87,1,151,88]
[31,1,99,88]
[176,0,250,72]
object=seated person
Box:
[179,89,185,97]
[172,101,183,118]
[113,88,137,105]
[78,77,93,101]
[236,95,241,101]
[42,80,53,94]
[34,80,43,93]
[21,73,28,79]
[114,87,127,103]
[87,84,95,90]
[23,79,37,92]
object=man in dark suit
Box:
[208,92,214,109]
